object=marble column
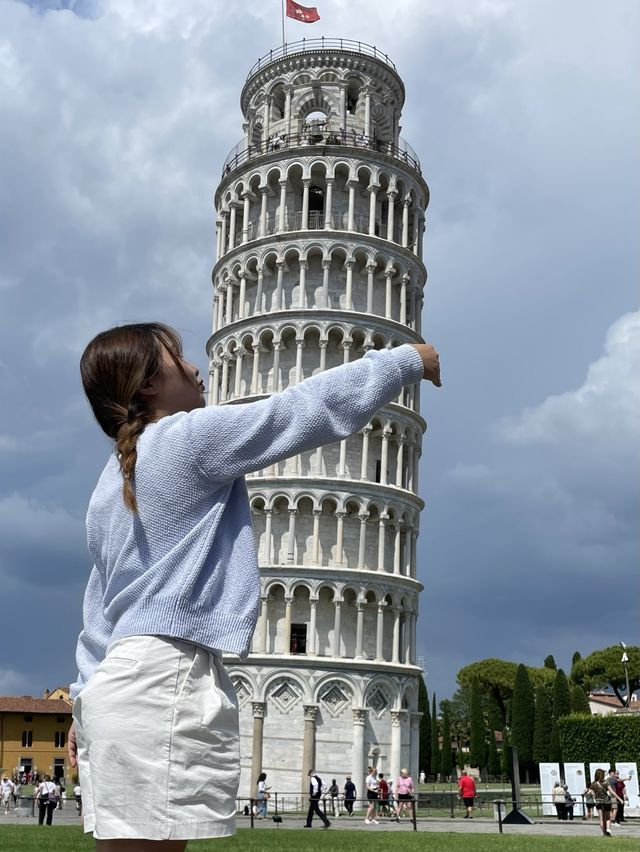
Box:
[251,701,266,794]
[259,187,268,237]
[255,266,264,313]
[355,602,365,659]
[301,705,318,794]
[390,709,407,784]
[366,263,375,312]
[352,708,368,810]
[283,595,293,653]
[368,186,378,236]
[308,597,318,656]
[375,602,386,661]
[278,180,287,231]
[258,595,268,653]
[324,178,334,229]
[357,513,368,569]
[301,179,310,229]
[392,607,401,663]
[332,600,342,657]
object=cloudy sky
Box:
[0,0,638,704]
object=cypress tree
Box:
[549,669,572,762]
[430,693,440,779]
[418,676,431,776]
[532,685,552,765]
[500,728,510,777]
[511,663,535,777]
[469,679,486,771]
[571,650,582,668]
[553,669,572,719]
[441,702,454,780]
[571,683,591,715]
[488,730,501,778]
[544,655,557,670]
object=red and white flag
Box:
[286,0,320,23]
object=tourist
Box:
[459,770,476,819]
[377,773,390,818]
[582,784,595,820]
[256,772,269,819]
[563,784,575,820]
[419,770,426,784]
[1,776,14,814]
[328,779,339,816]
[552,782,567,820]
[614,770,629,823]
[343,776,356,816]
[35,774,58,826]
[364,766,379,824]
[305,768,331,829]
[74,782,82,816]
[68,322,440,846]
[395,768,416,819]
[590,768,613,836]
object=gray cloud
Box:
[1,0,638,700]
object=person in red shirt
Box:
[458,771,476,818]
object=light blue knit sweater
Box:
[70,344,424,697]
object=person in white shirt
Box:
[74,784,82,816]
[364,767,379,824]
[36,775,58,826]
[1,776,15,814]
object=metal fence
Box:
[246,39,397,79]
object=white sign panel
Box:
[616,762,639,816]
[539,762,561,816]
[563,763,586,817]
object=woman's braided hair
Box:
[80,322,184,513]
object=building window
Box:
[54,731,66,748]
[21,731,33,748]
[290,623,307,654]
[56,716,66,723]
[23,715,33,722]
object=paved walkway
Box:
[3,808,638,838]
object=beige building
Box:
[208,38,430,800]
[0,694,72,782]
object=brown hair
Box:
[80,322,184,512]
[594,768,605,783]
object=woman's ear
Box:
[138,377,159,397]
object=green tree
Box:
[457,658,554,726]
[571,683,591,715]
[544,655,557,670]
[511,664,535,778]
[430,693,440,779]
[469,679,486,770]
[571,650,582,669]
[499,728,510,776]
[532,685,552,765]
[440,701,454,779]
[572,645,640,704]
[549,669,572,762]
[553,669,572,720]
[488,730,501,777]
[418,676,431,776]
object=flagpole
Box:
[281,0,286,47]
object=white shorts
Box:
[72,635,239,840]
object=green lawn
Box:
[0,826,637,852]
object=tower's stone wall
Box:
[208,40,429,801]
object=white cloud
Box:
[498,310,640,447]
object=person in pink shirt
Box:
[458,770,476,818]
[394,768,415,818]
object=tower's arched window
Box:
[309,185,325,213]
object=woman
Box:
[590,769,613,836]
[582,784,595,820]
[256,773,269,819]
[67,322,441,850]
[36,775,58,826]
[552,782,567,820]
[395,768,415,819]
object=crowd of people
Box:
[0,773,83,826]
[254,766,418,826]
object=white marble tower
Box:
[207,38,429,801]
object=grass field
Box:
[0,826,638,852]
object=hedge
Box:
[558,713,640,764]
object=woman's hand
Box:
[412,344,442,387]
[68,722,78,768]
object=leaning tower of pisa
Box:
[208,38,430,800]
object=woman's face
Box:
[150,346,206,417]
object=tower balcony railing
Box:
[221,128,421,181]
[227,210,406,249]
[246,37,397,79]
